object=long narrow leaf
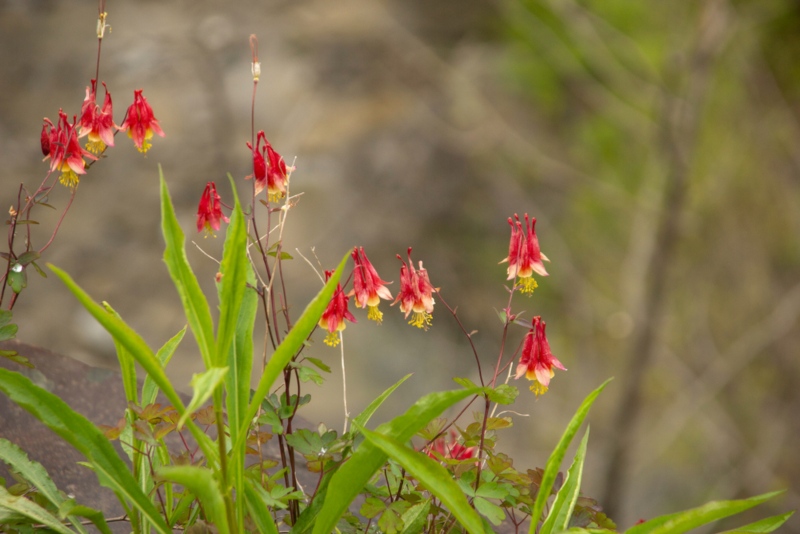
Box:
[529,378,611,534]
[215,175,248,369]
[160,168,216,369]
[540,428,590,534]
[351,373,412,431]
[142,326,187,406]
[312,387,482,534]
[720,510,795,533]
[237,251,350,451]
[178,367,229,428]
[0,485,75,534]
[625,491,784,534]
[0,438,89,534]
[47,265,219,467]
[104,303,138,406]
[157,465,230,534]
[0,369,172,534]
[358,426,487,534]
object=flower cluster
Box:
[119,89,164,154]
[78,80,116,154]
[196,182,229,236]
[394,248,435,330]
[426,430,476,461]
[41,83,164,187]
[515,316,566,396]
[318,270,356,347]
[41,110,97,188]
[351,247,393,324]
[247,130,293,202]
[500,213,549,295]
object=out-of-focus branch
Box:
[600,0,731,521]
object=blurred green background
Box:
[1,0,798,530]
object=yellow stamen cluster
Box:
[59,170,80,189]
[530,381,548,397]
[367,305,384,324]
[85,140,107,154]
[409,312,433,330]
[518,276,538,295]
[323,331,341,347]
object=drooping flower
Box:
[394,248,434,330]
[246,131,293,202]
[318,270,356,347]
[41,110,97,188]
[426,430,476,461]
[351,247,392,324]
[78,80,116,153]
[196,182,229,236]
[500,213,549,295]
[118,89,164,153]
[515,316,566,396]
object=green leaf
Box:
[312,387,483,534]
[540,428,589,534]
[529,379,611,534]
[0,438,90,534]
[305,356,331,373]
[400,499,431,534]
[0,369,172,534]
[243,480,280,534]
[358,425,487,534]
[142,326,187,406]
[485,384,518,405]
[160,168,216,370]
[47,264,219,468]
[454,377,479,390]
[351,373,412,431]
[236,251,350,452]
[8,268,26,293]
[178,367,229,428]
[0,323,18,341]
[104,303,138,406]
[0,485,75,534]
[215,175,248,370]
[360,496,387,519]
[474,497,506,526]
[16,251,40,266]
[624,491,785,534]
[0,350,32,368]
[719,511,795,533]
[157,465,229,534]
[0,310,13,327]
[58,501,112,534]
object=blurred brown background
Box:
[1,0,798,530]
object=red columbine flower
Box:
[196,182,229,236]
[41,110,97,188]
[394,248,434,330]
[515,316,566,396]
[118,89,164,153]
[500,213,549,295]
[351,247,392,324]
[246,131,293,202]
[318,270,356,347]
[78,80,116,154]
[427,430,476,461]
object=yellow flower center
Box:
[59,170,80,189]
[85,139,107,154]
[518,276,538,295]
[408,311,432,330]
[323,331,341,347]
[529,381,548,396]
[367,305,383,324]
